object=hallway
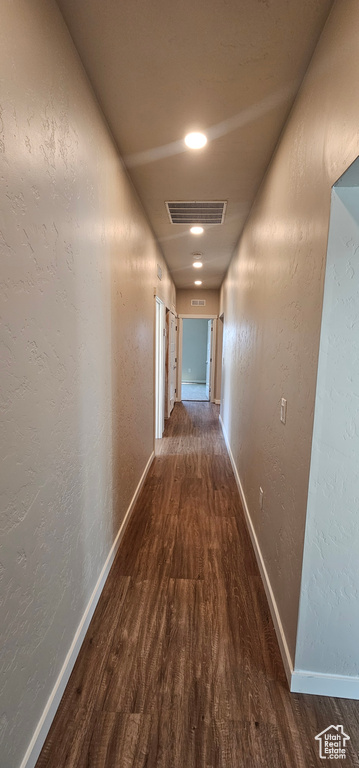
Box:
[36,404,359,768]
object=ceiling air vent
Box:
[166,201,227,225]
[191,299,206,307]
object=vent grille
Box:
[191,299,206,307]
[166,201,226,225]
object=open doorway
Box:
[181,318,213,401]
[293,156,359,691]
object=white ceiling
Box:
[56,0,333,289]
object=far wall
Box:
[176,289,219,315]
[182,319,208,383]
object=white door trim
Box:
[155,296,165,438]
[168,309,176,416]
[176,317,183,402]
[179,313,217,319]
[210,318,217,404]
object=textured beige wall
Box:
[221,0,359,668]
[0,2,174,767]
[176,289,219,316]
[156,262,176,310]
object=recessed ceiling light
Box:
[194,280,202,286]
[193,261,203,269]
[190,226,204,235]
[184,132,207,149]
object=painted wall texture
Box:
[220,0,359,670]
[0,2,174,767]
[182,319,208,383]
[295,176,359,679]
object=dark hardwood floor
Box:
[36,403,359,767]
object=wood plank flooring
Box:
[36,403,359,768]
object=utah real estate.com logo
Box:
[315,725,350,760]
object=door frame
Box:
[165,308,177,418]
[155,296,166,438]
[177,314,217,403]
[205,319,213,401]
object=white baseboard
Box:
[20,451,154,768]
[219,415,293,686]
[291,670,359,699]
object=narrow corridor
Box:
[36,403,359,767]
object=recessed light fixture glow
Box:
[190,226,204,235]
[194,280,202,286]
[193,261,203,269]
[184,132,207,149]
